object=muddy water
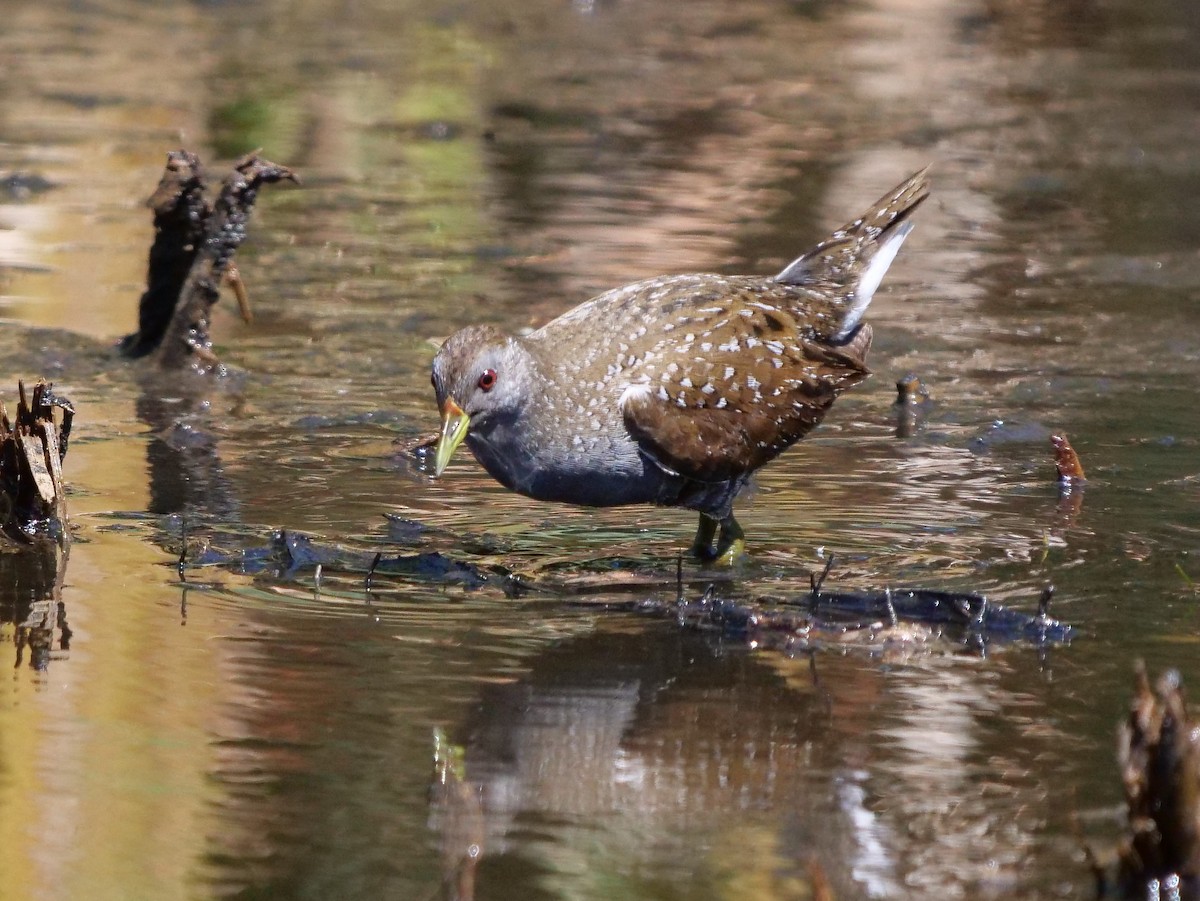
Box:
[2,0,1199,898]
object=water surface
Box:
[2,0,1200,898]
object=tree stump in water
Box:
[0,380,73,545]
[118,149,298,371]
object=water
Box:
[2,0,1200,898]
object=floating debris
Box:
[178,528,492,589]
[118,149,298,370]
[657,580,1072,655]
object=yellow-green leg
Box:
[691,513,746,564]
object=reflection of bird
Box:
[431,169,930,561]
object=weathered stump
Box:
[1113,663,1200,897]
[0,380,73,544]
[118,149,298,370]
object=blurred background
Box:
[1,0,1199,898]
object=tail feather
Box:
[775,167,930,341]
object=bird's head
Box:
[429,325,533,476]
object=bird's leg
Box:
[691,513,745,564]
[714,515,746,564]
[691,514,719,559]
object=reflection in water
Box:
[0,540,70,671]
[431,625,1062,898]
[136,374,245,518]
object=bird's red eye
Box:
[477,369,497,392]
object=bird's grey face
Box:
[430,325,528,475]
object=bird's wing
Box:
[619,308,871,484]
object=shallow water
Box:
[2,0,1200,898]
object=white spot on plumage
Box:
[716,397,728,409]
[700,342,712,352]
[619,383,652,410]
[719,338,739,352]
[701,383,715,394]
[723,366,735,380]
[679,377,693,388]
[657,386,669,401]
[747,374,760,389]
[745,336,759,348]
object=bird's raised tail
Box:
[775,167,930,342]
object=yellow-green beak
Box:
[433,398,471,477]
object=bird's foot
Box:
[691,515,745,565]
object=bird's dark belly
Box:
[467,434,678,508]
[466,433,747,516]
[525,468,665,507]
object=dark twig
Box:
[810,554,836,605]
[366,552,383,591]
[178,514,188,580]
[1037,584,1054,618]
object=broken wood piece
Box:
[1051,433,1086,484]
[1,380,74,544]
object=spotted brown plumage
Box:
[430,167,930,561]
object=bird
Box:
[429,167,930,562]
